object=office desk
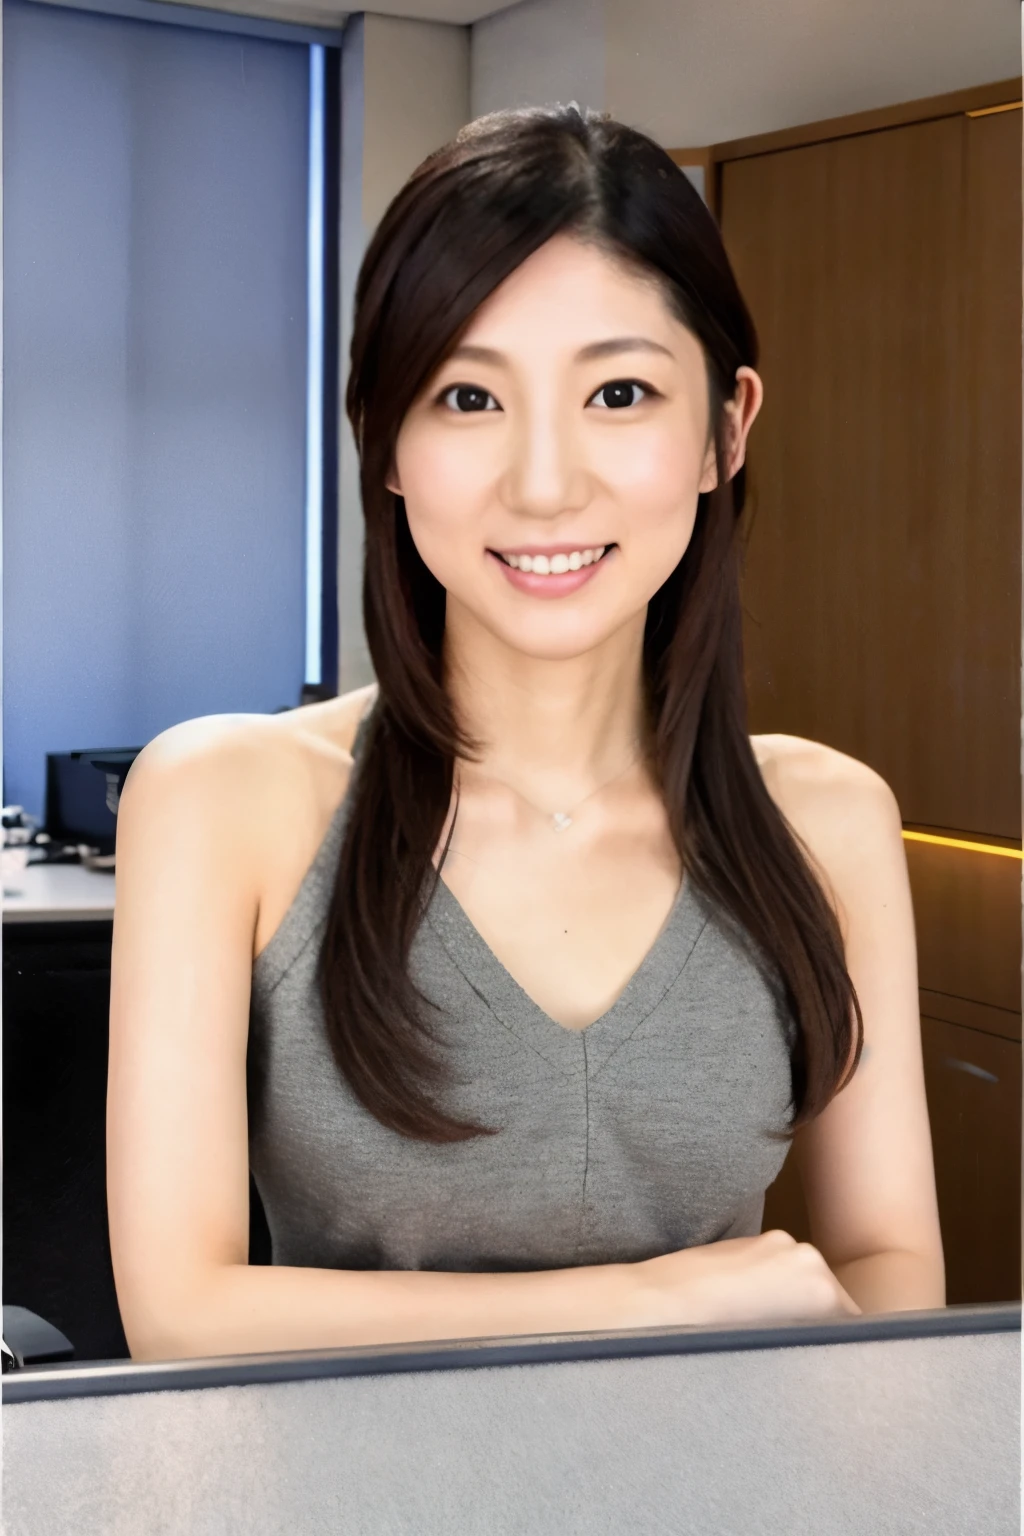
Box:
[3,1307,1019,1535]
[3,884,121,1359]
[2,886,270,1362]
[3,861,115,923]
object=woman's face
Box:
[388,233,761,662]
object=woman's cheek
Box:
[413,436,492,523]
[404,474,487,583]
[618,460,702,548]
[597,421,703,499]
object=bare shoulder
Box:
[115,684,380,957]
[123,684,378,809]
[751,733,900,832]
[118,684,379,882]
[750,733,905,927]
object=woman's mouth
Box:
[486,543,616,597]
[493,544,610,574]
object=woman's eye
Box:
[589,380,650,410]
[438,380,654,413]
[441,385,499,413]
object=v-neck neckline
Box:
[423,870,709,1077]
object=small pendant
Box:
[552,811,573,832]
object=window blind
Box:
[3,0,311,819]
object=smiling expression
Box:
[387,233,758,663]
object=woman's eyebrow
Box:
[447,336,675,366]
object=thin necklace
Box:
[461,742,643,833]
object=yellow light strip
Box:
[965,101,1022,118]
[901,830,1023,860]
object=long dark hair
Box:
[319,103,862,1143]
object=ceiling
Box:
[158,0,515,27]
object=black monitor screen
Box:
[44,750,142,854]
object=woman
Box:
[108,105,944,1362]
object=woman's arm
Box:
[107,716,276,1359]
[757,736,945,1314]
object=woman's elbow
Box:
[116,1268,227,1362]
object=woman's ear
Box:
[722,366,763,481]
[698,366,764,493]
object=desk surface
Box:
[3,1312,1019,1535]
[2,861,115,923]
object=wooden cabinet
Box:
[719,90,1022,1303]
[721,108,1021,840]
[920,1016,1021,1304]
[905,837,1021,1021]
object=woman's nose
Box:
[500,407,590,519]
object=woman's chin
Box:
[449,603,642,665]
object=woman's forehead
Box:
[444,240,692,369]
[461,235,673,328]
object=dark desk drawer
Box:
[3,920,272,1362]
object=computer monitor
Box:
[44,749,142,855]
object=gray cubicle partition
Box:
[3,1305,1020,1535]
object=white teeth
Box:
[503,546,607,574]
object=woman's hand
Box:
[621,1230,862,1331]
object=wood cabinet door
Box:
[920,1017,1021,1304]
[723,101,1022,1309]
[720,108,1022,840]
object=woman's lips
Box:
[486,546,614,598]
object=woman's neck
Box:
[442,605,649,802]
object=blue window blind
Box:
[3,0,311,820]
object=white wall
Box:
[605,0,1019,147]
[337,13,471,689]
[362,14,471,227]
[473,0,1019,146]
[470,0,604,118]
